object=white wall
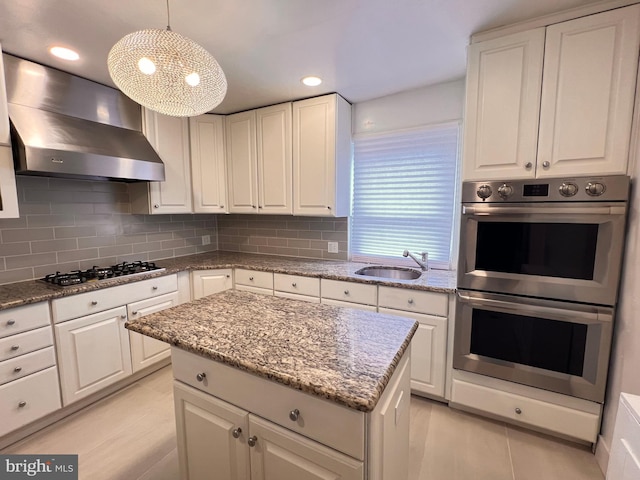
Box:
[353,78,465,134]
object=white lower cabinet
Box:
[234,269,274,295]
[128,291,181,372]
[192,269,233,300]
[172,346,410,480]
[274,274,320,303]
[55,306,132,405]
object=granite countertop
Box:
[0,251,456,311]
[125,289,418,412]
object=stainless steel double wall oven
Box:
[454,175,629,403]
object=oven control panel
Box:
[465,175,628,203]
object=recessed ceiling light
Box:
[50,46,80,61]
[301,76,322,87]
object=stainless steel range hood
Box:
[3,54,165,182]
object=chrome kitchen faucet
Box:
[403,250,428,271]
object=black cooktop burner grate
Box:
[42,262,163,287]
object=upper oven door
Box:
[458,202,627,305]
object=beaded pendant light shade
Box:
[107,1,226,117]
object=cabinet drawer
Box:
[321,298,377,311]
[52,274,178,323]
[171,347,365,460]
[451,378,600,442]
[0,366,62,437]
[0,303,50,339]
[0,346,56,385]
[378,286,448,317]
[321,279,377,305]
[0,326,53,362]
[235,269,273,290]
[274,273,320,297]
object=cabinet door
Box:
[191,269,233,300]
[256,103,292,214]
[537,5,640,177]
[226,111,258,214]
[190,115,228,213]
[174,381,249,480]
[248,414,363,480]
[54,306,132,405]
[128,291,180,372]
[379,308,447,398]
[463,29,545,181]
[143,109,193,213]
[292,94,351,217]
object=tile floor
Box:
[3,366,605,480]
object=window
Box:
[350,122,460,269]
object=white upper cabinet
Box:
[0,45,10,146]
[463,29,545,181]
[537,5,640,177]
[292,94,352,217]
[0,44,19,219]
[190,114,228,213]
[226,110,259,213]
[463,4,640,181]
[226,103,292,214]
[256,103,292,214]
[130,109,193,214]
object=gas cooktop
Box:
[42,261,165,287]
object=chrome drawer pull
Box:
[121,315,127,319]
[292,283,297,287]
[14,366,22,373]
[152,286,158,290]
[289,409,300,421]
[91,301,98,306]
[7,319,16,326]
[18,401,27,408]
[249,277,254,281]
[408,299,414,305]
[515,408,522,415]
[344,290,349,295]
[11,345,19,351]
[232,427,242,438]
[196,372,206,382]
[247,436,257,447]
[132,311,138,315]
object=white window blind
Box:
[350,122,460,269]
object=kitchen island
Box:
[126,289,418,480]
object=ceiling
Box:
[0,0,605,114]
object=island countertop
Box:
[125,289,418,412]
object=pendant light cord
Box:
[166,0,172,31]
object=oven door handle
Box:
[456,293,612,323]
[462,205,626,216]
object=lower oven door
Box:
[453,290,613,403]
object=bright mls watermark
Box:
[0,455,78,479]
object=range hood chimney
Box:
[3,54,165,182]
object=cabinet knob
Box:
[226,275,230,278]
[327,206,332,210]
[91,301,98,306]
[247,436,258,447]
[196,372,206,382]
[344,290,349,295]
[232,427,242,439]
[515,407,522,415]
[132,311,138,315]
[11,345,19,351]
[152,286,158,290]
[408,298,414,305]
[258,206,262,209]
[525,162,533,169]
[542,161,550,169]
[14,366,22,373]
[121,315,127,319]
[220,205,224,209]
[251,205,256,209]
[154,204,160,209]
[249,277,254,281]
[7,319,16,326]
[292,282,297,288]
[289,408,300,421]
[18,401,27,408]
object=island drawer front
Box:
[0,346,56,385]
[321,299,377,311]
[321,279,377,305]
[378,286,448,317]
[0,366,62,437]
[451,378,600,442]
[171,347,366,460]
[51,274,178,323]
[0,303,51,339]
[235,269,274,290]
[274,274,320,297]
[0,326,53,362]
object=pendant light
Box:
[107,0,227,117]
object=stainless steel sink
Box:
[354,266,422,280]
